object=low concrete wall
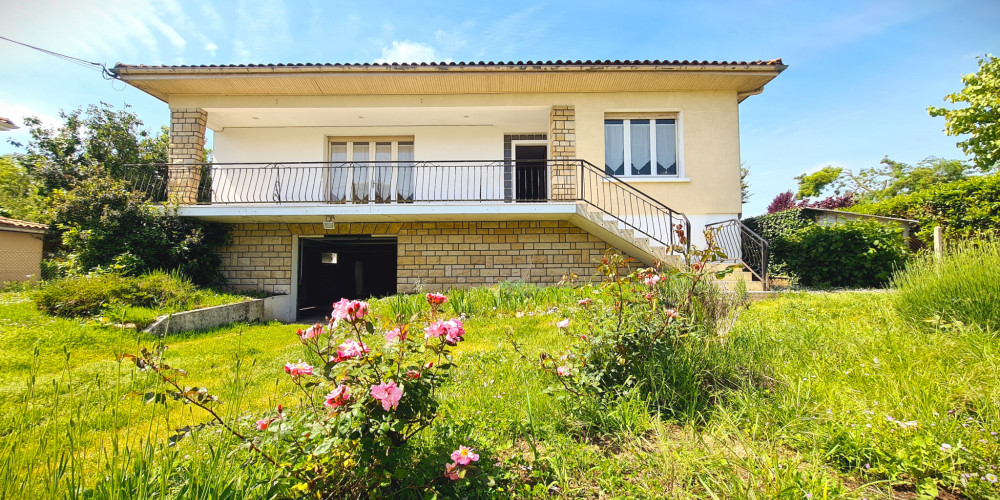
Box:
[145,295,290,335]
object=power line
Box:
[0,35,118,80]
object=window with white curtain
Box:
[329,138,415,203]
[604,117,678,177]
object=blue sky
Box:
[1,0,997,215]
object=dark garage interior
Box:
[297,235,397,320]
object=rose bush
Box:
[532,225,748,425]
[124,292,480,497]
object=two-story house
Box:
[114,59,784,320]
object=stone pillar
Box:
[167,108,207,204]
[549,105,577,200]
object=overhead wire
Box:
[0,35,118,80]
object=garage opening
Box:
[297,236,397,321]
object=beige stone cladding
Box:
[549,105,577,200]
[167,108,207,204]
[219,223,294,294]
[219,221,622,294]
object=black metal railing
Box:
[127,159,690,250]
[704,219,769,289]
[577,160,689,252]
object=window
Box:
[329,138,414,203]
[604,117,677,177]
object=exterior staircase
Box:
[569,205,768,291]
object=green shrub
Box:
[50,175,231,286]
[852,172,1000,243]
[742,208,815,275]
[771,220,908,288]
[35,271,198,317]
[892,238,1000,330]
[742,208,814,242]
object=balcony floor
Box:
[176,201,581,223]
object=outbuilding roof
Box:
[0,216,48,234]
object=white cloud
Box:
[374,40,449,64]
[204,42,218,56]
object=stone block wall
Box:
[167,108,207,204]
[219,223,293,294]
[549,106,577,200]
[394,221,612,291]
[218,220,621,295]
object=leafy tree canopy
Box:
[0,155,47,222]
[791,156,976,205]
[741,163,752,204]
[928,55,1000,171]
[9,102,168,194]
[795,166,843,198]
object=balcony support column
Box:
[549,105,577,200]
[167,108,207,204]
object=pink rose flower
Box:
[426,318,466,344]
[256,418,271,430]
[557,319,570,329]
[333,339,370,363]
[644,274,661,287]
[450,445,480,466]
[331,298,352,321]
[331,298,369,322]
[426,292,448,306]
[557,365,571,376]
[324,385,351,409]
[370,381,403,411]
[578,298,592,307]
[443,319,465,345]
[347,300,369,320]
[284,360,314,378]
[385,327,405,343]
[444,462,461,481]
[406,370,421,379]
[297,323,325,341]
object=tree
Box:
[834,156,975,202]
[741,163,752,204]
[767,191,797,213]
[0,155,47,222]
[10,102,168,194]
[928,55,1000,171]
[795,166,843,198]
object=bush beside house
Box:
[851,172,1000,243]
[770,220,908,288]
[744,208,909,287]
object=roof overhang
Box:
[113,60,786,103]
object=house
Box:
[113,59,785,320]
[0,216,47,283]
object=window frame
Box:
[326,136,415,203]
[604,112,684,180]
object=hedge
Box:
[771,220,908,288]
[851,172,1000,243]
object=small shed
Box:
[0,216,48,283]
[799,208,917,239]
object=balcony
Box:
[130,159,690,256]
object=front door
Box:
[514,144,547,201]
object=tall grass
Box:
[892,237,1000,330]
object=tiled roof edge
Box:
[114,58,785,70]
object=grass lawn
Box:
[0,288,997,498]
